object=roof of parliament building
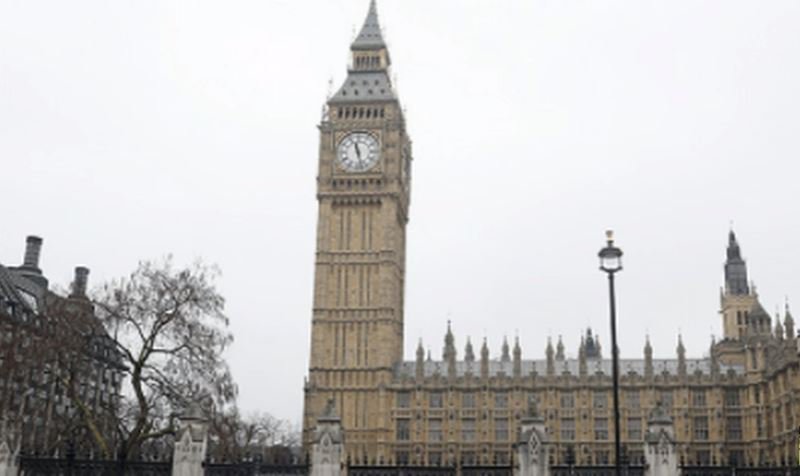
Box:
[395,230,797,383]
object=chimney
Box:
[23,235,43,271]
[71,266,90,298]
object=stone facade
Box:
[303,0,412,462]
[304,0,800,469]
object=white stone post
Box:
[172,404,208,476]
[311,399,344,476]
[0,420,20,476]
[516,398,550,476]
[644,403,678,476]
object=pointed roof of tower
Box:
[555,335,565,361]
[464,337,475,362]
[501,336,511,362]
[677,334,686,355]
[352,0,386,50]
[727,229,742,261]
[330,0,396,104]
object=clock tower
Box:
[304,0,412,460]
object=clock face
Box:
[337,132,380,172]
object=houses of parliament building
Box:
[303,1,800,468]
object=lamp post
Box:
[598,230,623,476]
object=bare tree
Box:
[207,409,300,463]
[89,257,236,459]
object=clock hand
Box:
[355,143,362,160]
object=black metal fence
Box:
[346,465,512,476]
[18,454,171,476]
[551,466,645,476]
[681,467,800,476]
[348,466,456,476]
[203,462,309,476]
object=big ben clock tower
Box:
[304,0,412,460]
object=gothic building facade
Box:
[303,1,800,468]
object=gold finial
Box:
[605,229,614,242]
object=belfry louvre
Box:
[302,1,800,468]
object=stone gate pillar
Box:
[0,420,20,476]
[311,399,344,476]
[516,398,550,476]
[172,404,208,476]
[644,403,678,476]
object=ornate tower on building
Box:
[717,230,773,366]
[720,230,757,341]
[304,0,413,458]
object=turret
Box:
[501,337,511,362]
[644,336,653,380]
[415,340,424,381]
[785,303,795,338]
[480,338,489,380]
[578,337,587,378]
[710,338,720,380]
[725,230,749,295]
[775,313,785,341]
[585,328,601,359]
[513,337,522,378]
[720,230,761,341]
[676,335,686,378]
[546,338,555,377]
[555,335,565,361]
[464,338,475,363]
[443,322,456,378]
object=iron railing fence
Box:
[19,455,170,476]
[551,466,645,476]
[203,462,309,476]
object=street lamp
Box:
[598,230,623,476]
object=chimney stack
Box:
[23,236,43,271]
[71,266,90,298]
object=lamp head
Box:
[598,230,623,273]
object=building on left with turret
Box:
[0,235,124,454]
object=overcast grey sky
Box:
[2,0,800,423]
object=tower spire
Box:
[724,229,749,295]
[352,0,386,50]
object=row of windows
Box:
[396,419,510,442]
[337,107,386,120]
[397,415,744,443]
[394,452,510,466]
[396,388,744,410]
[354,55,381,69]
